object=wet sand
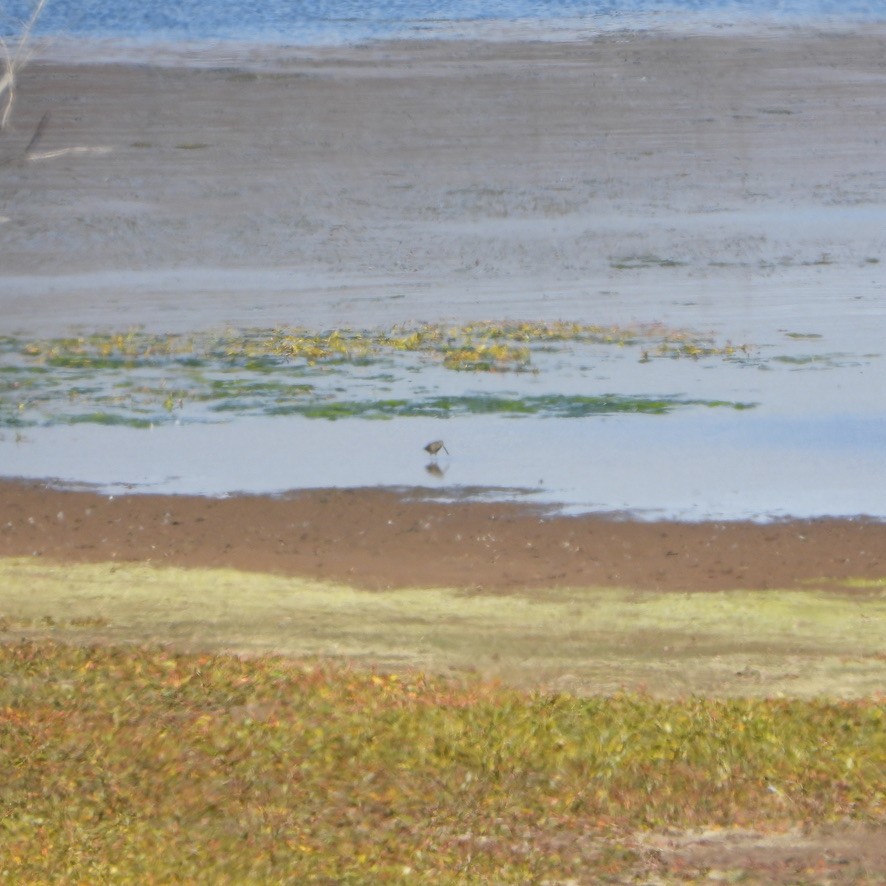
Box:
[2,479,883,591]
[2,30,884,337]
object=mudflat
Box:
[1,479,883,592]
[2,28,885,515]
[2,30,884,334]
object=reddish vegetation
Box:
[1,641,883,883]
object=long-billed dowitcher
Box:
[424,440,449,457]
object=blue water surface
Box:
[3,0,884,44]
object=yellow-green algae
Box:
[1,321,759,427]
[2,558,883,698]
[11,321,751,368]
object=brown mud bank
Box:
[1,479,883,591]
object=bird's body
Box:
[424,440,448,457]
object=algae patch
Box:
[0,321,758,429]
[2,558,882,698]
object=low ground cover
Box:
[1,639,883,883]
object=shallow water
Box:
[7,0,884,47]
[2,238,884,521]
[3,410,885,521]
[2,314,883,520]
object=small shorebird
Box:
[424,440,448,457]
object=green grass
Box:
[0,640,882,883]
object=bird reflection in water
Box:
[425,461,446,478]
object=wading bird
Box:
[424,440,448,457]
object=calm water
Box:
[4,0,885,44]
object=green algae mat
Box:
[0,321,755,428]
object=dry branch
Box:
[0,0,48,132]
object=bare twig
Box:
[23,108,49,155]
[1,0,48,132]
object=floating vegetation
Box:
[610,254,687,270]
[771,353,862,369]
[5,322,750,369]
[0,321,757,428]
[266,394,754,421]
[442,343,530,372]
[63,412,154,428]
